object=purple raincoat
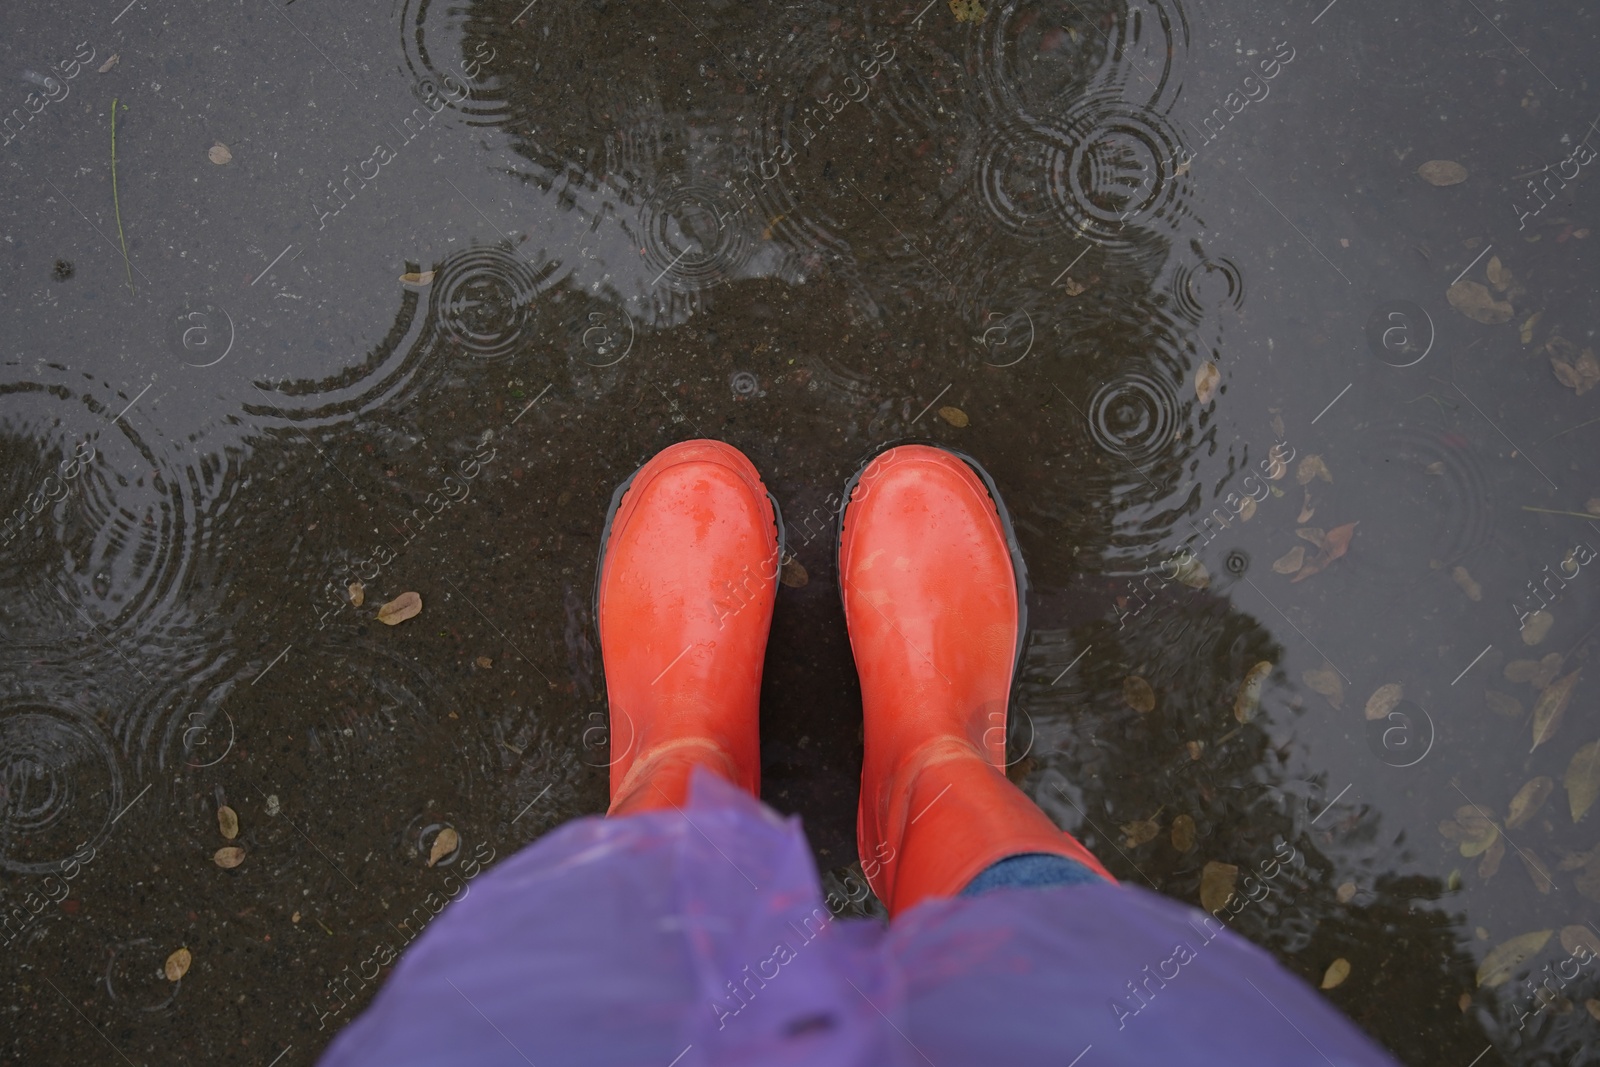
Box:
[319,770,1398,1066]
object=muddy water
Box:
[1,0,1597,1063]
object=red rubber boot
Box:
[839,445,1115,916]
[597,440,780,816]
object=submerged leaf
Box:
[1506,777,1553,829]
[377,591,423,626]
[1531,670,1581,752]
[213,846,245,869]
[1234,661,1272,723]
[1123,675,1156,713]
[164,947,191,981]
[1365,683,1403,722]
[1121,818,1161,847]
[937,405,969,428]
[1200,861,1238,913]
[1479,836,1506,879]
[1302,664,1344,708]
[1320,958,1351,989]
[1171,814,1197,852]
[1417,160,1468,186]
[1195,361,1221,404]
[217,805,239,840]
[1476,930,1551,988]
[427,827,459,867]
[1172,555,1210,590]
[1296,455,1333,485]
[1451,566,1483,601]
[207,142,232,165]
[1522,610,1555,646]
[1271,546,1305,574]
[1567,740,1600,821]
[779,556,810,588]
[1447,280,1514,325]
[948,0,987,21]
[348,581,365,607]
[399,271,436,286]
[1485,256,1513,292]
[1484,690,1524,718]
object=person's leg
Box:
[839,445,1114,916]
[959,853,1102,896]
[597,439,780,816]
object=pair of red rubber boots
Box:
[596,440,1111,916]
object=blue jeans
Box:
[960,852,1101,896]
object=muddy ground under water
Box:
[1,0,1599,1063]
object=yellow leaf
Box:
[213,846,246,869]
[948,0,986,21]
[1364,683,1403,722]
[1200,861,1238,913]
[1447,280,1514,325]
[1520,311,1542,345]
[1271,546,1305,574]
[1566,740,1600,821]
[1123,675,1156,713]
[1171,814,1196,852]
[1522,610,1555,646]
[1476,930,1551,987]
[1531,670,1581,751]
[1320,958,1351,989]
[164,947,191,981]
[1506,777,1553,829]
[217,805,239,840]
[1233,660,1272,723]
[348,581,365,607]
[428,827,459,867]
[1451,566,1483,601]
[399,271,436,285]
[377,591,423,626]
[937,405,969,427]
[1296,455,1332,485]
[1417,160,1468,186]
[1302,664,1344,708]
[1195,360,1220,404]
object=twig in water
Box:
[1521,505,1600,520]
[111,98,133,295]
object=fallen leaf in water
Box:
[1123,675,1156,713]
[1588,498,1600,516]
[1296,527,1327,549]
[1460,993,1474,1013]
[399,271,436,286]
[1589,999,1600,1022]
[1185,740,1205,761]
[1321,958,1351,989]
[1418,160,1468,186]
[1451,566,1483,601]
[1551,349,1600,396]
[1486,256,1513,292]
[1272,546,1305,574]
[1292,522,1358,582]
[1439,805,1499,857]
[1196,361,1220,404]
[1484,690,1524,718]
[427,827,459,867]
[378,591,422,625]
[1522,850,1555,893]
[348,581,365,607]
[1479,836,1506,879]
[98,54,120,73]
[1532,654,1566,689]
[938,406,969,428]
[1562,844,1600,872]
[1507,777,1554,829]
[1521,311,1543,345]
[164,947,191,981]
[1336,881,1358,903]
[948,0,986,21]
[217,805,239,840]
[1171,814,1196,852]
[1296,455,1333,485]
[1506,659,1542,684]
[1531,670,1581,752]
[780,556,810,588]
[1122,817,1161,847]
[1297,488,1315,524]
[475,655,492,668]
[1476,930,1551,987]
[1567,740,1600,821]
[213,846,245,869]
[1522,610,1555,646]
[1365,683,1403,722]
[1172,555,1210,590]
[1563,926,1600,957]
[1447,280,1514,324]
[1238,495,1257,522]
[1234,660,1272,723]
[1060,276,1087,296]
[1302,664,1344,708]
[208,142,232,165]
[1200,861,1238,913]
